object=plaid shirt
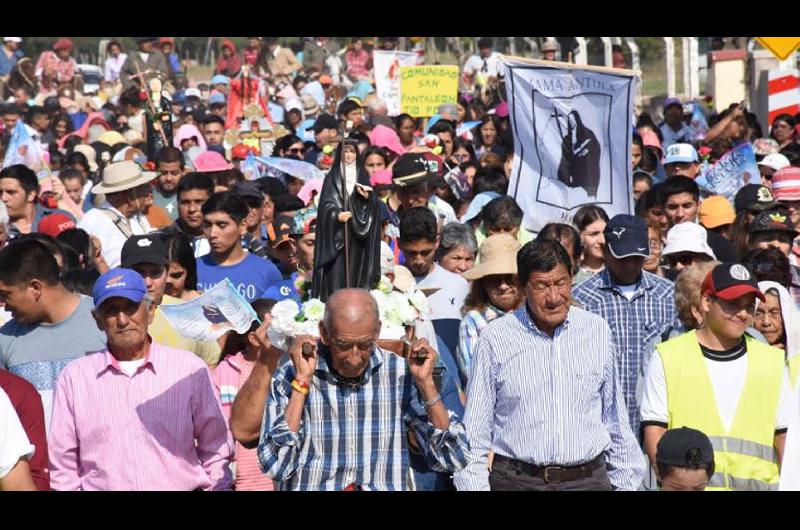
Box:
[457,305,509,384]
[258,345,468,491]
[572,269,677,437]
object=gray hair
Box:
[367,98,388,114]
[436,222,478,262]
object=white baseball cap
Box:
[664,143,699,165]
[184,88,201,99]
[661,222,716,259]
[758,153,791,172]
[3,37,22,43]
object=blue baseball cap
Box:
[211,74,229,86]
[93,268,148,309]
[603,214,650,259]
[460,191,501,223]
[209,92,226,105]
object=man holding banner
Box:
[502,56,638,234]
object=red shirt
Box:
[0,369,50,490]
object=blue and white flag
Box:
[696,143,759,202]
[503,56,639,232]
[160,278,258,342]
[2,120,46,175]
[254,156,323,182]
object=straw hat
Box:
[392,265,439,297]
[462,234,521,281]
[72,144,98,173]
[91,160,156,195]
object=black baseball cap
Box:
[748,208,799,237]
[603,214,650,259]
[656,427,714,468]
[233,181,264,203]
[268,215,294,249]
[701,262,766,302]
[733,184,779,214]
[121,235,167,268]
[391,153,436,188]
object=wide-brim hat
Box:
[462,234,521,281]
[91,160,156,195]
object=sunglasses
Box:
[288,147,305,155]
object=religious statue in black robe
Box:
[144,79,174,163]
[311,141,381,302]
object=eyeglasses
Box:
[333,338,376,352]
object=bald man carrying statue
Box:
[257,288,469,490]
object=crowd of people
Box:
[1,35,800,492]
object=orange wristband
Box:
[291,379,310,395]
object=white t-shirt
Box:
[0,387,34,481]
[641,342,794,432]
[463,52,502,78]
[118,358,147,377]
[616,282,638,301]
[76,202,152,269]
[414,264,470,321]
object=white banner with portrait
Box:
[503,56,639,233]
[373,50,419,116]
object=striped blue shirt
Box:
[572,269,677,436]
[258,345,469,490]
[454,305,647,491]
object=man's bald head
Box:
[323,288,379,333]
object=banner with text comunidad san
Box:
[400,65,459,117]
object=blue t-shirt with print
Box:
[196,253,282,302]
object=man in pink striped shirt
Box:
[48,268,234,491]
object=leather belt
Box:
[493,454,605,483]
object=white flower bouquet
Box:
[266,277,431,351]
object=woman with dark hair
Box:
[638,146,661,176]
[103,40,127,83]
[394,113,417,151]
[572,204,609,284]
[161,233,200,300]
[65,151,90,181]
[456,97,473,127]
[633,170,653,201]
[274,134,305,159]
[50,114,73,143]
[473,114,505,160]
[632,132,643,171]
[362,145,391,178]
[772,114,797,150]
[450,138,476,167]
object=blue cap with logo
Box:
[211,74,229,86]
[603,214,650,259]
[92,268,148,309]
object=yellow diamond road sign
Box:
[757,37,800,60]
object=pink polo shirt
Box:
[213,352,275,491]
[48,341,234,491]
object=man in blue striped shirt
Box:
[455,239,646,491]
[572,214,677,439]
[258,288,468,490]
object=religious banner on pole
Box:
[503,56,640,233]
[159,278,258,342]
[695,143,759,203]
[373,50,419,117]
[400,65,459,117]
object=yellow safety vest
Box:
[657,330,784,491]
[789,356,800,388]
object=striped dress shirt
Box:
[572,269,677,436]
[457,305,510,383]
[454,305,647,491]
[48,341,234,491]
[258,345,469,490]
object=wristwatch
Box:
[421,394,442,409]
